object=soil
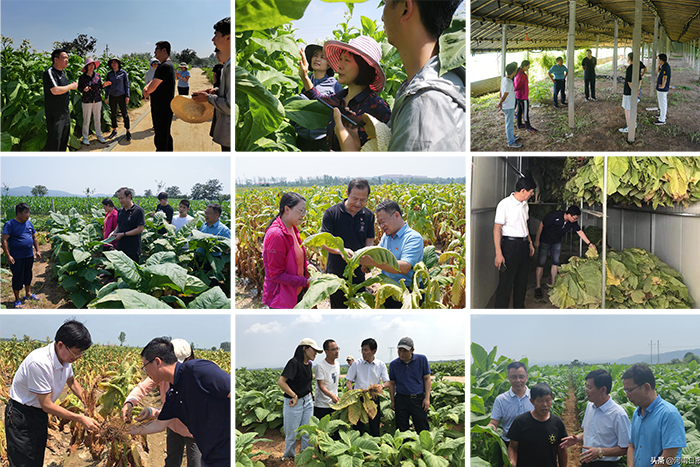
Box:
[562,381,583,467]
[471,55,700,151]
[74,68,220,152]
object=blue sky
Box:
[0,314,231,349]
[1,155,231,196]
[0,0,230,58]
[235,313,466,369]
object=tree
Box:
[144,189,153,197]
[669,358,682,365]
[84,187,96,198]
[55,34,97,57]
[211,346,217,351]
[31,185,48,197]
[2,183,10,196]
[155,179,166,195]
[166,186,182,197]
[190,179,224,200]
[220,342,231,352]
[118,332,126,346]
[177,48,199,65]
[683,352,700,364]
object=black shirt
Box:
[624,61,646,96]
[540,210,580,244]
[156,203,174,223]
[581,56,597,79]
[43,67,70,117]
[116,203,145,256]
[151,59,175,111]
[506,412,567,467]
[281,357,313,399]
[321,200,375,277]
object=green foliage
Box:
[235,430,271,467]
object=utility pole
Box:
[650,340,653,364]
[388,347,394,361]
[657,340,661,364]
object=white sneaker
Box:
[619,127,629,133]
[81,137,89,145]
[97,136,107,143]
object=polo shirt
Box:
[630,395,686,466]
[377,223,424,285]
[43,66,70,117]
[158,360,230,467]
[116,203,145,257]
[200,219,230,238]
[314,358,340,408]
[321,201,375,277]
[2,218,36,259]
[582,56,597,79]
[548,64,568,80]
[500,77,516,110]
[581,397,631,461]
[540,210,581,244]
[490,387,534,441]
[346,358,389,390]
[494,194,530,238]
[151,59,175,112]
[389,353,430,395]
[9,343,74,408]
[624,62,646,96]
[657,63,671,92]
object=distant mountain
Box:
[6,186,111,198]
[613,348,700,365]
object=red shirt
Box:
[103,208,118,246]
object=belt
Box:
[502,236,528,242]
[397,393,425,398]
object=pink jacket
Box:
[514,69,529,100]
[103,209,118,247]
[262,216,308,309]
[125,377,193,438]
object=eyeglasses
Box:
[66,346,84,359]
[508,375,527,381]
[623,384,642,394]
[141,359,155,372]
[328,347,340,352]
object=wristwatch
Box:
[598,447,603,459]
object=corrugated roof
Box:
[471,0,700,53]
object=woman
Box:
[262,193,310,309]
[302,35,391,151]
[277,338,323,461]
[78,57,111,145]
[514,60,537,132]
[176,63,191,95]
[295,44,343,151]
[102,198,118,248]
[104,58,131,141]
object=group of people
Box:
[278,336,432,461]
[293,0,465,151]
[41,17,230,152]
[488,361,686,467]
[4,321,231,467]
[261,178,424,309]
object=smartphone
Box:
[316,96,365,128]
[499,261,507,272]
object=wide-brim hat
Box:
[150,58,160,66]
[82,57,100,73]
[324,35,385,93]
[170,95,214,123]
[360,113,392,152]
[305,44,334,78]
[298,338,323,353]
[107,57,121,69]
[179,62,188,68]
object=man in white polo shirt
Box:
[560,369,631,465]
[493,177,537,308]
[314,339,341,420]
[5,319,100,467]
[346,337,390,437]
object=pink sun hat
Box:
[81,57,100,73]
[324,35,386,93]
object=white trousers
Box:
[81,102,103,138]
[656,91,668,123]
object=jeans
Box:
[165,428,201,467]
[537,242,562,267]
[553,79,566,105]
[503,107,515,145]
[81,102,103,139]
[283,393,313,458]
[657,90,668,122]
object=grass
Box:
[471,92,498,112]
[676,85,694,91]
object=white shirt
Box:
[346,358,389,390]
[10,342,74,408]
[490,387,534,441]
[494,193,530,238]
[582,397,631,461]
[172,214,193,231]
[314,358,340,408]
[500,77,516,110]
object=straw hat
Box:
[170,95,214,123]
[82,57,100,73]
[360,113,392,152]
[324,36,386,93]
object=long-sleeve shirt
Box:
[78,72,103,103]
[207,58,230,147]
[103,209,118,246]
[513,70,529,100]
[125,377,194,438]
[294,75,343,141]
[104,68,130,98]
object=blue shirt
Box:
[158,360,230,467]
[2,218,36,259]
[490,387,534,442]
[378,223,424,285]
[389,353,430,395]
[197,220,231,256]
[657,63,671,92]
[176,69,190,87]
[630,395,686,466]
[581,397,631,461]
[548,64,568,80]
[295,75,343,141]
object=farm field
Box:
[235,183,466,309]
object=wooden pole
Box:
[628,0,642,143]
[613,19,619,93]
[651,16,658,97]
[567,0,575,129]
[501,24,507,77]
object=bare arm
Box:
[508,440,518,466]
[627,443,634,467]
[278,376,298,407]
[32,232,41,259]
[534,222,544,247]
[388,380,396,410]
[494,224,504,268]
[422,373,431,411]
[487,418,500,431]
[37,392,99,431]
[317,379,339,404]
[51,82,78,95]
[67,376,85,402]
[576,230,596,249]
[128,418,172,435]
[1,234,13,264]
[558,442,568,467]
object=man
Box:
[112,187,145,263]
[388,337,431,434]
[2,203,41,309]
[321,178,375,308]
[346,338,390,437]
[362,200,424,309]
[314,339,340,421]
[622,363,686,466]
[548,57,568,108]
[5,320,100,467]
[560,369,630,466]
[150,192,174,235]
[493,178,536,309]
[487,361,534,462]
[619,52,646,134]
[200,203,230,238]
[507,383,568,467]
[582,49,597,102]
[172,199,194,232]
[129,338,230,467]
[496,62,521,148]
[333,0,465,151]
[42,49,78,151]
[144,41,175,151]
[655,53,671,126]
[193,17,231,151]
[533,206,597,299]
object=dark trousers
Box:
[582,462,620,467]
[395,394,430,434]
[118,249,140,264]
[355,396,381,437]
[494,238,530,308]
[109,94,130,130]
[516,98,531,128]
[296,134,328,151]
[10,256,34,291]
[165,428,201,467]
[5,399,49,467]
[585,77,596,99]
[43,111,70,151]
[553,79,566,105]
[177,86,189,96]
[330,270,365,308]
[314,407,341,440]
[153,108,174,151]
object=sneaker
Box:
[584,97,589,102]
[126,131,132,142]
[654,120,666,125]
[553,104,560,109]
[97,136,107,143]
[527,127,539,132]
[514,135,520,141]
[108,130,118,139]
[619,127,629,133]
[508,142,523,148]
[561,102,568,106]
[535,288,543,299]
[81,137,89,145]
[517,123,526,129]
[591,97,597,101]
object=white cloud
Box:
[380,317,420,331]
[293,314,324,325]
[246,321,283,334]
[373,315,384,321]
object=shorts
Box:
[10,256,34,290]
[537,242,562,267]
[621,95,631,110]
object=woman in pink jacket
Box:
[262,193,310,308]
[514,60,537,132]
[102,198,119,248]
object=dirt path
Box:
[76,67,219,152]
[562,379,582,467]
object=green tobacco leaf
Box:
[236,0,312,31]
[345,246,399,280]
[438,26,466,77]
[303,232,348,260]
[143,263,188,292]
[104,250,142,289]
[283,99,330,130]
[69,289,93,309]
[295,275,345,309]
[188,286,231,309]
[235,66,285,147]
[88,289,172,309]
[73,248,91,264]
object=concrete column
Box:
[628,0,643,143]
[567,0,575,129]
[501,24,507,77]
[613,19,619,93]
[666,35,671,56]
[660,28,666,54]
[651,16,658,96]
[596,34,600,59]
